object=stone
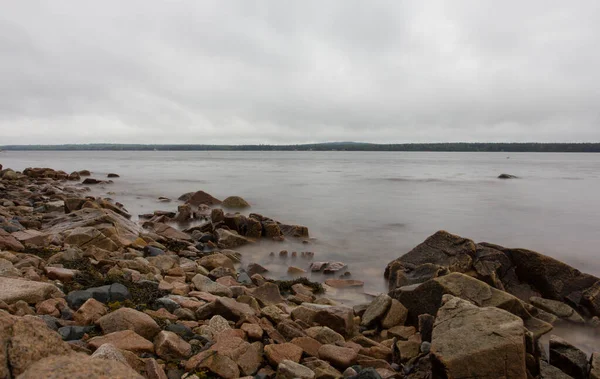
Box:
[17,353,144,379]
[324,279,364,288]
[191,274,233,297]
[498,173,519,179]
[318,344,358,368]
[0,229,24,251]
[237,341,264,376]
[210,297,257,321]
[107,173,120,178]
[417,314,434,342]
[184,190,222,206]
[395,340,420,362]
[279,224,309,238]
[431,295,527,379]
[291,336,322,357]
[199,253,235,271]
[91,343,129,365]
[291,303,355,338]
[66,283,131,309]
[385,231,475,290]
[304,359,343,379]
[88,330,155,354]
[391,272,552,337]
[540,360,574,379]
[323,262,347,274]
[277,360,316,379]
[58,325,95,341]
[216,228,251,248]
[4,315,72,377]
[380,299,408,329]
[361,294,392,327]
[82,178,103,184]
[531,296,585,323]
[0,277,63,304]
[549,335,588,378]
[222,196,250,209]
[306,326,345,345]
[387,326,416,340]
[241,323,263,340]
[154,330,192,360]
[185,350,239,379]
[253,282,284,305]
[45,267,79,281]
[264,343,303,365]
[288,266,307,275]
[96,307,160,340]
[247,262,269,277]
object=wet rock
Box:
[184,190,222,206]
[107,173,120,178]
[222,196,250,209]
[498,173,519,179]
[361,294,392,327]
[549,335,588,378]
[17,353,144,379]
[88,330,155,354]
[78,170,91,176]
[530,296,585,323]
[96,307,160,340]
[247,263,269,277]
[216,228,251,248]
[277,360,316,379]
[431,295,527,379]
[199,253,234,271]
[324,279,364,288]
[82,178,103,185]
[264,343,303,365]
[279,224,309,238]
[154,330,192,360]
[0,277,63,304]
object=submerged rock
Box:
[498,173,519,179]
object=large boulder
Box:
[385,231,476,290]
[222,196,250,209]
[44,208,141,252]
[184,190,222,206]
[0,277,64,305]
[17,353,144,379]
[390,272,552,337]
[431,295,527,379]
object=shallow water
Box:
[2,151,600,299]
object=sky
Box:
[1,1,599,145]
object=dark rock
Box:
[349,367,382,379]
[144,246,166,257]
[184,190,222,206]
[418,314,434,343]
[165,323,197,341]
[154,297,181,313]
[66,283,131,309]
[38,315,61,331]
[247,263,269,277]
[58,325,95,341]
[549,335,588,378]
[199,233,216,243]
[107,173,120,178]
[78,170,91,176]
[498,173,519,179]
[82,178,102,185]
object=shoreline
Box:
[1,165,600,378]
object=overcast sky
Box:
[1,1,599,145]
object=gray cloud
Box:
[1,0,599,144]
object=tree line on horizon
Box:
[2,142,600,152]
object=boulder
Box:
[107,173,120,178]
[390,272,552,337]
[0,277,63,305]
[96,307,160,340]
[276,360,316,379]
[361,294,392,327]
[184,190,222,206]
[431,295,527,379]
[385,231,475,290]
[381,299,408,329]
[222,196,250,209]
[17,353,144,379]
[549,335,588,378]
[82,178,103,185]
[530,296,584,323]
[279,224,309,238]
[198,253,234,271]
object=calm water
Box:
[2,151,600,297]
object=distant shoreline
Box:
[2,142,600,152]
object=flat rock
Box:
[0,277,64,304]
[306,326,344,345]
[431,295,527,379]
[531,296,584,323]
[277,360,316,379]
[324,279,364,288]
[88,330,155,354]
[318,344,358,368]
[253,282,284,305]
[264,343,303,365]
[191,274,233,297]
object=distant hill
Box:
[1,142,600,152]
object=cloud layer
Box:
[1,1,599,144]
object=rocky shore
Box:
[1,165,599,378]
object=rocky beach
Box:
[1,164,600,379]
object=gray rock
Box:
[361,294,392,327]
[58,325,96,341]
[276,360,315,379]
[530,296,585,323]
